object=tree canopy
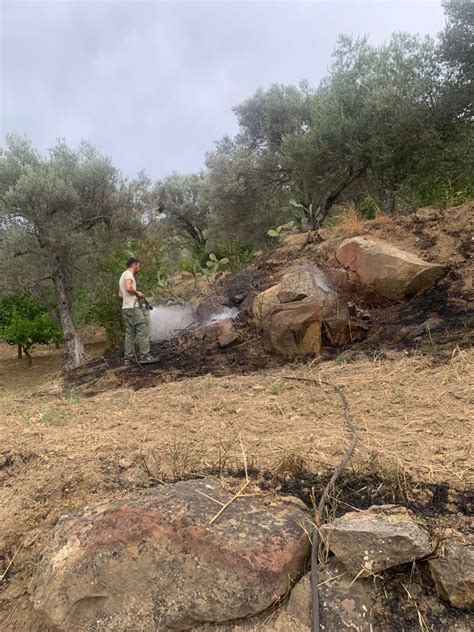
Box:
[0,136,142,369]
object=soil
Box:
[0,204,472,631]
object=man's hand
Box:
[136,291,145,299]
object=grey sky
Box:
[1,1,446,180]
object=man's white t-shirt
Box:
[119,270,138,309]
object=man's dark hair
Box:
[127,257,141,268]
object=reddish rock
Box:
[263,301,323,360]
[327,236,446,304]
[34,479,310,631]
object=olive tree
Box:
[0,136,140,370]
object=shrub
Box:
[0,295,62,365]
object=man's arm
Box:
[124,278,144,299]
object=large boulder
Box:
[327,236,446,303]
[253,265,363,347]
[34,478,310,631]
[428,538,474,610]
[321,505,432,576]
[253,265,339,328]
[284,559,374,630]
[263,301,323,360]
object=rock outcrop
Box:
[321,505,432,576]
[428,538,474,610]
[263,301,323,360]
[253,265,365,349]
[34,478,310,631]
[253,265,340,328]
[327,236,446,303]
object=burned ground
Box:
[0,204,472,631]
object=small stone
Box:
[321,505,432,576]
[218,330,242,348]
[118,456,133,470]
[120,466,149,488]
[428,538,474,610]
[286,558,373,630]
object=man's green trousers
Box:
[122,307,151,360]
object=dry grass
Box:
[336,206,363,237]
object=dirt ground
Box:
[1,344,472,630]
[0,204,473,631]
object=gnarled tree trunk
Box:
[52,260,86,371]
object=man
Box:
[118,257,157,365]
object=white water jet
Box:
[206,306,239,323]
[147,303,240,342]
[148,304,196,341]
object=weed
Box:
[275,451,306,476]
[41,408,69,427]
[164,436,205,480]
[338,206,363,236]
[213,432,240,474]
[392,387,407,406]
[363,451,410,504]
[270,383,282,396]
[67,391,85,404]
[201,375,215,389]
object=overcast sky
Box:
[1,1,446,180]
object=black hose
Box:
[128,304,358,631]
[283,376,358,632]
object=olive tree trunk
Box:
[52,261,86,371]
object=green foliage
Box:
[205,253,229,275]
[356,195,382,220]
[440,0,474,116]
[267,221,295,239]
[212,241,254,268]
[151,172,209,248]
[205,141,288,246]
[0,136,145,369]
[78,234,167,347]
[177,241,251,277]
[177,258,198,274]
[233,82,312,151]
[0,295,61,364]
